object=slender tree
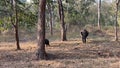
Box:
[58,0,67,41]
[11,0,21,50]
[98,0,101,30]
[36,0,47,60]
[114,0,120,41]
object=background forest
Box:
[0,0,120,42]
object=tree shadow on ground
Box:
[0,48,120,61]
[47,50,120,60]
[0,49,36,62]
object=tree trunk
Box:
[97,0,101,30]
[36,0,47,60]
[58,0,67,41]
[114,0,120,41]
[12,0,21,50]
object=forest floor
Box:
[0,29,120,68]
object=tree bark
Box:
[97,0,101,30]
[36,0,47,60]
[114,0,120,41]
[58,0,67,41]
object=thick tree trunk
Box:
[36,0,47,60]
[115,1,119,41]
[58,0,67,41]
[98,0,101,30]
